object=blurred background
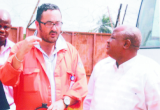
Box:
[0,0,141,33]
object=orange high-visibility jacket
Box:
[0,41,88,110]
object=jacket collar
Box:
[34,34,68,73]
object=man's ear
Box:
[35,20,39,30]
[123,39,131,49]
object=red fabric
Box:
[0,41,88,110]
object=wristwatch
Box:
[63,96,70,108]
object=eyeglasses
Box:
[0,24,11,31]
[39,21,63,28]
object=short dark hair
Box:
[36,3,61,22]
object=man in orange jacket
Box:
[0,3,88,110]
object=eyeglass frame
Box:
[38,21,63,28]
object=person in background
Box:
[0,3,87,110]
[83,25,160,110]
[0,9,15,110]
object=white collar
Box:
[34,34,67,56]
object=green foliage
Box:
[97,14,114,33]
[23,34,26,39]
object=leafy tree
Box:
[91,14,114,33]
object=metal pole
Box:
[115,4,122,28]
[122,4,128,24]
[136,0,144,27]
[27,0,40,28]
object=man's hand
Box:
[12,36,42,69]
[47,99,65,110]
[18,36,42,56]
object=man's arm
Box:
[63,52,88,108]
[145,66,160,110]
[12,36,42,69]
[0,36,42,86]
[47,96,77,110]
[83,67,96,110]
[0,43,22,86]
[48,50,88,109]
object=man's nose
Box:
[0,27,5,31]
[51,24,56,30]
[107,38,110,43]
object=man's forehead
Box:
[112,29,121,35]
[112,29,124,39]
[112,26,126,36]
[41,10,61,21]
[0,10,11,24]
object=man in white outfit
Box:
[83,25,160,110]
[0,9,15,110]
